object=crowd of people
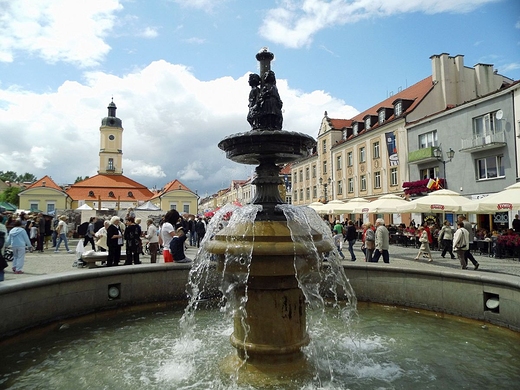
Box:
[0,207,211,278]
[323,212,520,270]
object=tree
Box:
[0,171,18,182]
[0,186,21,206]
[17,172,37,183]
[75,176,89,183]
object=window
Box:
[323,161,327,174]
[473,112,502,137]
[300,189,304,201]
[373,141,380,159]
[30,202,38,211]
[306,187,310,200]
[108,191,114,197]
[390,168,398,186]
[378,110,385,124]
[88,190,94,197]
[359,147,366,163]
[348,178,354,193]
[353,123,358,135]
[299,170,303,182]
[374,171,381,188]
[313,186,317,198]
[394,101,402,117]
[322,139,327,154]
[477,155,505,180]
[293,172,297,184]
[419,130,438,149]
[365,117,371,130]
[312,165,316,178]
[420,167,440,180]
[183,204,190,213]
[360,175,367,191]
[347,151,353,167]
[108,158,114,170]
[336,155,342,170]
[337,180,343,195]
[294,190,298,201]
[305,167,310,180]
[170,203,177,210]
[342,129,347,140]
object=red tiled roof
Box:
[351,76,432,123]
[24,175,63,192]
[150,179,194,200]
[66,174,153,201]
[280,163,292,175]
[329,119,353,130]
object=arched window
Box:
[88,190,94,197]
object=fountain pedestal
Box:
[205,49,332,382]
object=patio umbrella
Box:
[353,194,409,214]
[396,189,473,213]
[462,182,520,213]
[342,197,370,213]
[308,201,327,214]
[321,200,352,215]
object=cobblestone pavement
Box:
[2,239,520,282]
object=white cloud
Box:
[139,27,159,38]
[0,0,122,67]
[0,60,352,195]
[260,0,499,48]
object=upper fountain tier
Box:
[218,48,315,166]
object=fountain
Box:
[1,49,520,389]
[202,48,354,383]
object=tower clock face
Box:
[108,134,115,140]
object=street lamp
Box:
[319,177,331,202]
[434,147,455,189]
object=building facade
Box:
[291,53,515,225]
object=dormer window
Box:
[365,117,371,130]
[353,122,358,135]
[88,190,94,197]
[394,101,403,117]
[378,110,385,124]
[128,191,133,197]
[109,191,115,198]
[342,129,347,140]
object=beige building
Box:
[18,175,71,213]
[292,53,513,225]
[150,179,198,215]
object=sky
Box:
[0,0,519,198]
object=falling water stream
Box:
[1,205,519,389]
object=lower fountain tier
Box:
[218,129,316,165]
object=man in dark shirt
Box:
[344,220,357,261]
[513,214,520,233]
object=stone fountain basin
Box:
[1,263,519,339]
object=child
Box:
[169,227,192,263]
[415,226,433,262]
[333,233,345,259]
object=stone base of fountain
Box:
[206,219,332,380]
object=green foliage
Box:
[75,176,89,183]
[0,171,18,182]
[0,171,37,183]
[0,186,21,206]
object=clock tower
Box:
[99,99,123,175]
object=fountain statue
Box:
[205,48,339,383]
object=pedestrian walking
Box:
[372,218,390,263]
[54,216,73,253]
[415,226,433,262]
[6,220,32,274]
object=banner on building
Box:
[385,132,399,166]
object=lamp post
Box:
[319,177,331,202]
[434,147,455,189]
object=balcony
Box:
[408,146,438,164]
[460,131,506,152]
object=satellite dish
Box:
[495,110,503,120]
